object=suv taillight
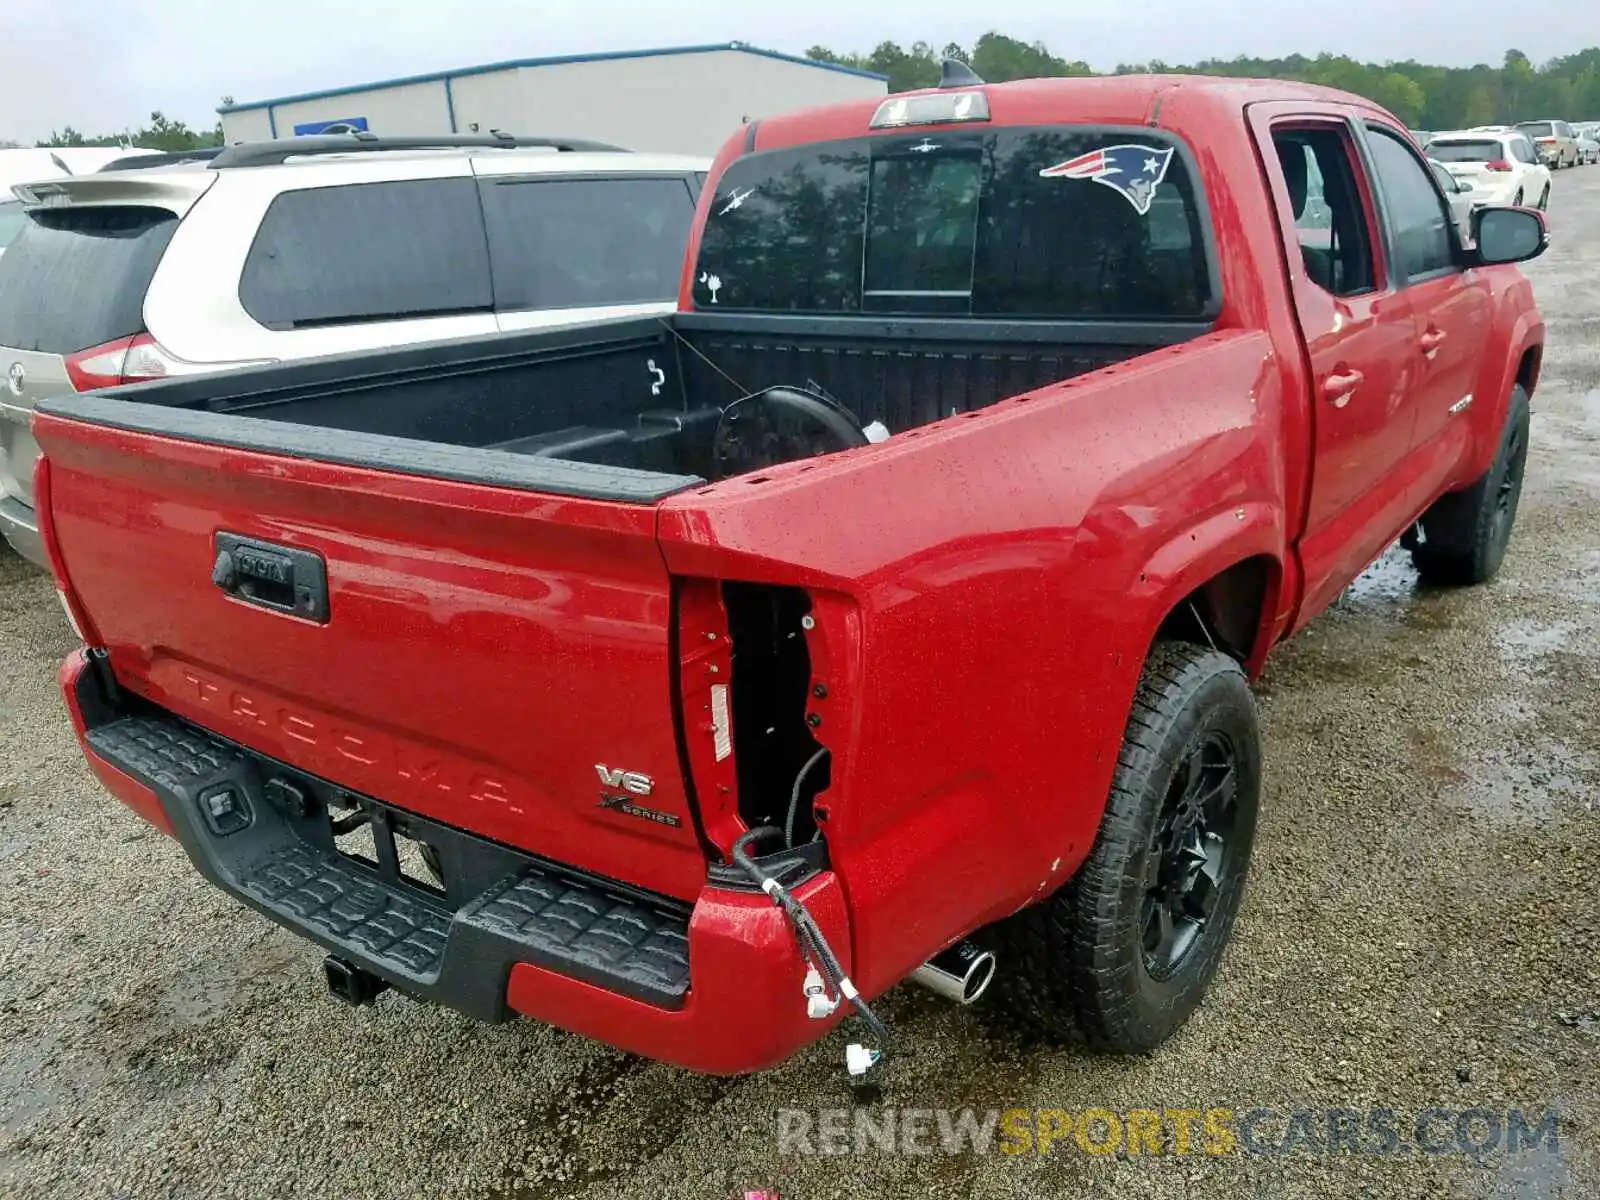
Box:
[1486,160,1513,172]
[63,335,272,391]
[62,333,172,391]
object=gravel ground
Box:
[3,174,1599,1200]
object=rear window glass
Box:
[1426,141,1503,163]
[0,205,176,354]
[239,178,492,330]
[1515,122,1555,138]
[693,128,1214,318]
[0,201,26,250]
[479,176,694,311]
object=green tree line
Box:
[807,35,1600,129]
[34,110,223,152]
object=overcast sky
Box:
[2,0,1589,143]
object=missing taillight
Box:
[723,583,829,846]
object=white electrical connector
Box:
[803,965,839,1020]
[862,420,891,444]
[846,1043,882,1077]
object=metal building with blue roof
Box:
[217,42,888,154]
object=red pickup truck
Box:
[31,72,1546,1076]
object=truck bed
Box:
[60,313,1211,498]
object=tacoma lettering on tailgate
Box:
[180,670,521,814]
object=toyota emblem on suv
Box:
[6,363,23,397]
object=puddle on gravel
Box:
[1446,740,1595,827]
[1341,548,1420,606]
[1494,618,1582,664]
[1335,547,1458,632]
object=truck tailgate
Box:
[34,402,709,902]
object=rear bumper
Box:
[0,495,44,568]
[60,650,851,1075]
[1465,180,1525,207]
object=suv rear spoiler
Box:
[11,170,217,214]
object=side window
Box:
[1511,137,1537,165]
[239,179,492,330]
[1364,127,1456,281]
[1271,127,1375,297]
[479,177,695,312]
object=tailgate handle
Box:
[212,534,330,623]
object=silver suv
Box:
[0,135,709,565]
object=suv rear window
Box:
[239,178,492,329]
[479,176,695,311]
[1427,140,1504,163]
[693,128,1214,318]
[0,201,26,250]
[0,206,177,354]
[1515,122,1555,139]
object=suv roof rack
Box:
[207,134,629,169]
[98,147,225,172]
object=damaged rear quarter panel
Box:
[657,331,1289,995]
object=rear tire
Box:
[1539,185,1550,210]
[985,643,1260,1052]
[1513,188,1525,205]
[1410,385,1530,586]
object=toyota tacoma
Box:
[30,69,1547,1076]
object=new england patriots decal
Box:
[1038,144,1176,215]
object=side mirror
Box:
[1472,207,1547,265]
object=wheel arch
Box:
[1130,503,1289,682]
[1154,555,1280,669]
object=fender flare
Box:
[1470,310,1544,477]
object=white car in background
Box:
[1574,125,1599,165]
[1427,158,1478,239]
[0,134,710,565]
[1425,129,1552,210]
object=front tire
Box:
[986,643,1260,1052]
[1410,385,1530,586]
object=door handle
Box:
[212,533,330,623]
[1322,368,1364,407]
[1419,326,1448,357]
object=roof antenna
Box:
[939,58,985,88]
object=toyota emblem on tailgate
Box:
[6,363,22,396]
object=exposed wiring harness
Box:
[783,747,830,849]
[732,825,889,1078]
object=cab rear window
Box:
[692,128,1215,319]
[0,206,177,354]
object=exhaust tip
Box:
[910,941,996,1006]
